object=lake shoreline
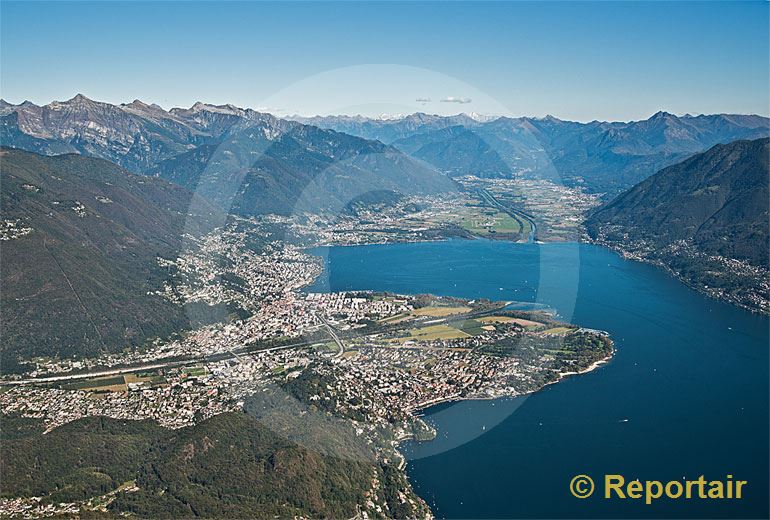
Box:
[393,347,614,519]
[322,232,769,317]
[585,235,769,316]
[406,346,615,420]
[311,238,768,518]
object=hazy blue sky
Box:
[1,1,768,121]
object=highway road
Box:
[477,187,537,242]
[317,314,345,357]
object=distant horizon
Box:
[2,2,767,122]
[2,92,768,125]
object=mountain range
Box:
[3,96,768,202]
[302,111,770,195]
[0,96,453,215]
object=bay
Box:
[307,239,769,518]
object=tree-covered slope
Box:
[0,412,401,519]
[586,138,769,265]
[114,412,375,518]
[0,148,217,363]
[0,416,169,503]
[150,123,455,215]
[585,138,769,312]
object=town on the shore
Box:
[1,183,614,519]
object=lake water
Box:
[307,240,768,518]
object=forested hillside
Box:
[586,138,769,312]
[0,148,218,364]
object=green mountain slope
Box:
[585,138,769,311]
[150,123,455,215]
[0,412,417,519]
[0,148,217,363]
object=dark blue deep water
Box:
[307,240,769,518]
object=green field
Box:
[412,305,472,317]
[542,326,574,335]
[450,319,488,336]
[62,375,126,391]
[479,316,544,329]
[461,210,523,235]
[378,312,411,324]
[399,324,470,342]
[313,341,340,353]
[183,366,207,377]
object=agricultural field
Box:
[461,209,523,236]
[59,371,167,393]
[420,195,531,240]
[456,177,601,241]
[479,316,544,329]
[125,372,166,385]
[378,312,412,324]
[61,375,128,392]
[313,341,341,353]
[450,319,488,336]
[389,316,496,344]
[399,324,470,342]
[182,366,207,377]
[412,306,472,317]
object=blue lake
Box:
[307,240,768,518]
